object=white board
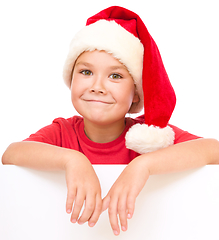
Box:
[0,165,219,240]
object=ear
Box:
[132,91,140,103]
[128,89,140,113]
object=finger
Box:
[126,192,137,219]
[108,196,120,236]
[70,190,85,223]
[102,195,110,212]
[77,193,96,225]
[88,194,103,227]
[66,187,77,214]
[117,194,128,232]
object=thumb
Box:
[102,195,110,212]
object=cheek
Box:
[122,84,135,102]
[71,75,83,95]
[70,78,89,113]
[70,82,75,101]
[71,88,83,115]
[70,80,80,105]
[115,85,135,108]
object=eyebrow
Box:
[75,61,127,71]
[75,61,93,67]
[108,65,127,71]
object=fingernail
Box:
[127,213,132,219]
[89,222,95,227]
[77,220,84,225]
[113,230,119,236]
[121,226,127,231]
[71,219,77,223]
[66,209,71,214]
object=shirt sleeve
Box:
[169,124,202,144]
[23,121,62,146]
[23,117,81,150]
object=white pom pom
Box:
[125,124,175,154]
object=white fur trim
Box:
[63,20,144,96]
[125,124,175,154]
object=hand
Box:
[102,156,150,235]
[64,152,102,227]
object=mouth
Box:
[82,99,114,104]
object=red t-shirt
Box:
[23,115,200,164]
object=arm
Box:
[2,141,102,227]
[102,138,219,235]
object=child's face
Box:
[71,50,139,126]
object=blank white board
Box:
[0,165,219,240]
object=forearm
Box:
[1,141,86,171]
[103,138,219,235]
[138,138,219,175]
[2,141,103,227]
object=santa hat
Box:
[63,6,176,154]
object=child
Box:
[2,6,219,236]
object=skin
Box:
[2,50,219,236]
[71,50,139,143]
[102,138,219,235]
[1,50,139,230]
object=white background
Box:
[0,0,219,239]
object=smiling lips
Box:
[82,99,114,104]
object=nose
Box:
[90,76,107,94]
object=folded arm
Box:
[103,138,219,235]
[2,141,102,227]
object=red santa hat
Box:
[63,6,176,154]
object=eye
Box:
[109,73,122,79]
[80,70,92,76]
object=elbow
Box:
[205,138,219,165]
[1,142,18,165]
[2,149,9,165]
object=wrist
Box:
[63,149,90,171]
[132,154,151,177]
